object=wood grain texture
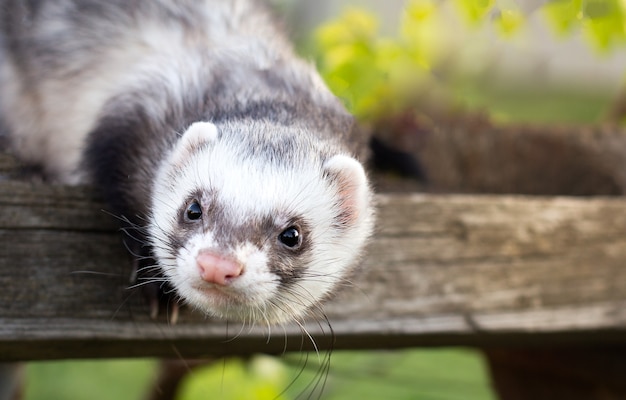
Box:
[2,166,626,360]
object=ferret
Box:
[0,0,375,325]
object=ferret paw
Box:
[141,278,180,324]
[129,244,181,324]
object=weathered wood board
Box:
[1,173,626,361]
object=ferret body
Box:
[0,0,374,324]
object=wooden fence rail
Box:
[2,167,626,361]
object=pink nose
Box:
[196,252,243,285]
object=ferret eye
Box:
[279,226,301,248]
[185,201,202,221]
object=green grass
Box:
[24,349,495,400]
[454,80,616,124]
[281,349,496,400]
[24,359,157,400]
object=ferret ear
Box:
[180,121,219,148]
[169,121,219,166]
[323,155,371,228]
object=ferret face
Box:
[149,121,374,324]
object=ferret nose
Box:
[196,252,243,285]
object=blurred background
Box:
[279,0,626,125]
[23,1,626,399]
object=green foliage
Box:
[542,0,626,51]
[494,7,525,37]
[453,0,495,25]
[312,0,625,121]
[542,0,583,34]
[311,0,533,120]
[313,1,452,121]
[453,0,626,52]
[453,0,527,36]
[177,356,289,400]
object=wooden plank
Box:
[1,176,626,360]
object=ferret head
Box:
[148,121,374,325]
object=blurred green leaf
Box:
[542,0,626,52]
[542,0,584,35]
[177,356,288,400]
[495,8,526,36]
[315,7,378,49]
[582,0,626,51]
[453,0,495,25]
[313,2,453,120]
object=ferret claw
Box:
[149,295,160,320]
[127,240,181,322]
[143,280,181,322]
[129,258,138,284]
[169,302,180,325]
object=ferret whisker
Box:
[312,352,332,400]
[292,353,328,400]
[133,212,150,223]
[281,284,324,311]
[278,348,309,399]
[297,313,334,400]
[161,284,178,295]
[279,323,289,356]
[134,263,162,273]
[120,239,148,260]
[136,267,159,283]
[126,278,168,290]
[134,269,162,279]
[119,227,149,241]
[221,320,247,343]
[293,319,319,360]
[99,209,137,225]
[110,289,140,321]
[69,270,123,277]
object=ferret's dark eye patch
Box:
[185,201,203,221]
[278,226,301,248]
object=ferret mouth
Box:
[187,282,294,324]
[192,283,251,305]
